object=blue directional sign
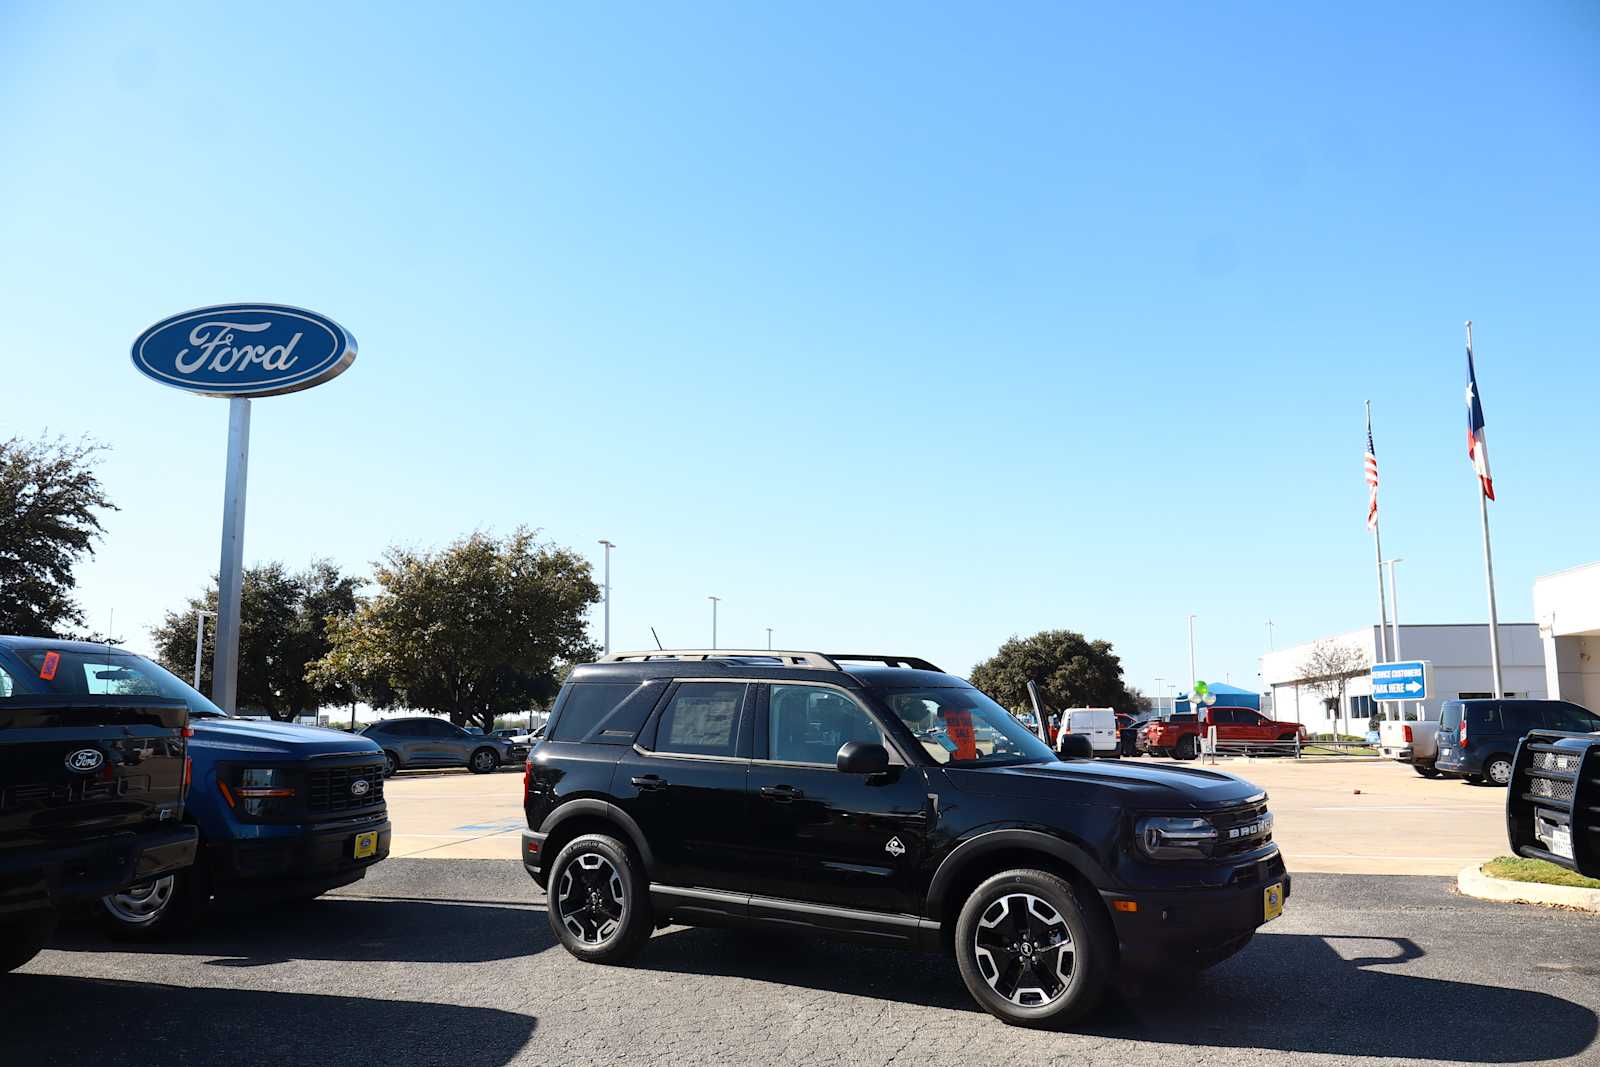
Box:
[1372,660,1430,701]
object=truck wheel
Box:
[1176,736,1199,761]
[547,833,652,964]
[1484,755,1514,787]
[954,868,1114,1029]
[1413,764,1441,778]
[99,866,207,938]
[469,747,500,774]
[0,910,56,973]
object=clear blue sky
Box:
[3,2,1597,694]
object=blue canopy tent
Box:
[1175,682,1260,714]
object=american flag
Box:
[1364,412,1380,530]
[1467,341,1495,500]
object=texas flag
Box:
[1466,343,1495,501]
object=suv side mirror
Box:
[1057,734,1094,760]
[837,741,890,775]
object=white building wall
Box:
[1534,562,1600,711]
[1260,623,1544,734]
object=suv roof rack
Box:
[596,650,944,673]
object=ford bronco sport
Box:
[521,650,1289,1028]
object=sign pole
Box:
[213,397,251,714]
[1467,322,1504,699]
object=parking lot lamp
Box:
[1187,614,1197,694]
[597,540,615,654]
[766,627,773,651]
[709,596,721,649]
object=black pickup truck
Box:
[0,645,199,971]
[1508,729,1600,879]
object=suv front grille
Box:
[1209,799,1274,858]
[306,763,385,815]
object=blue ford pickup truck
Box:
[0,637,390,936]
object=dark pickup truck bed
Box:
[1,695,198,970]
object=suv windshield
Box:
[876,686,1055,765]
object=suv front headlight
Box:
[1135,815,1218,860]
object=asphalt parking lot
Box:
[10,860,1597,1066]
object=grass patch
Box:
[1483,856,1600,890]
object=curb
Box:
[1457,864,1600,913]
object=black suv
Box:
[521,650,1289,1028]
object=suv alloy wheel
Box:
[954,868,1113,1028]
[469,748,499,774]
[546,833,652,963]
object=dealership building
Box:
[1534,560,1600,711]
[1259,623,1545,734]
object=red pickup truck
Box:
[1139,707,1307,760]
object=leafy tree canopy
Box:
[150,560,361,720]
[0,435,116,637]
[969,629,1140,717]
[308,528,599,732]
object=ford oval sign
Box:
[131,303,356,398]
[65,748,105,774]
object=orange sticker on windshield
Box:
[944,708,977,760]
[39,651,60,681]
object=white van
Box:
[1059,707,1119,758]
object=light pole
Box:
[1187,614,1198,694]
[1266,619,1276,651]
[766,627,773,651]
[1381,557,1406,720]
[192,610,215,691]
[597,540,614,654]
[708,596,721,649]
[1155,677,1165,715]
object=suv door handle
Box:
[760,784,803,802]
[630,774,668,792]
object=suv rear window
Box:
[654,682,743,757]
[549,682,640,743]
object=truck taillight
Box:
[1403,725,1413,744]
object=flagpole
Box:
[1468,321,1505,698]
[1367,401,1392,666]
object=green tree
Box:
[0,435,116,636]
[308,528,599,732]
[150,560,361,720]
[969,630,1140,717]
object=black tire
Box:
[382,750,401,778]
[0,910,57,973]
[1483,755,1514,787]
[1413,764,1442,778]
[99,866,209,938]
[954,868,1114,1029]
[1175,735,1199,761]
[547,833,652,964]
[468,747,499,774]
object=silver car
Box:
[362,717,528,777]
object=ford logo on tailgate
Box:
[131,303,357,398]
[65,748,105,773]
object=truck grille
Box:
[306,763,385,814]
[1209,798,1274,858]
[1,775,149,810]
[1510,733,1599,873]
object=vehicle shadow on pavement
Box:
[0,973,536,1067]
[51,898,560,966]
[1084,931,1599,1062]
[633,928,1597,1062]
